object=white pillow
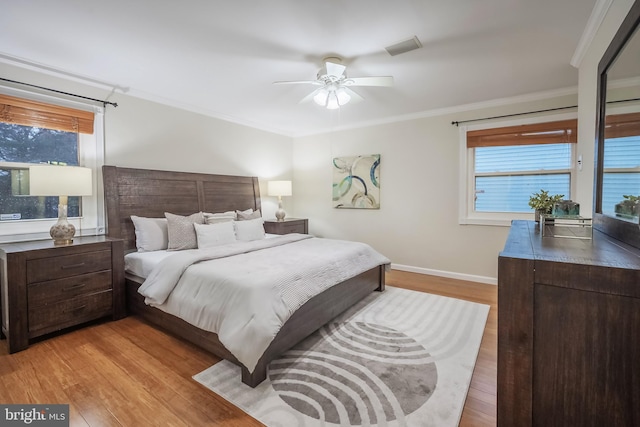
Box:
[236,209,261,221]
[165,212,205,251]
[130,216,168,252]
[194,222,237,248]
[234,218,266,242]
[203,211,237,224]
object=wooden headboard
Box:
[102,165,261,252]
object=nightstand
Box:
[0,236,125,353]
[264,218,308,235]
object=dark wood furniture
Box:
[498,220,640,427]
[102,165,385,387]
[0,236,125,353]
[594,0,640,249]
[264,218,308,234]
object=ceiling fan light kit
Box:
[274,57,393,110]
[313,86,351,109]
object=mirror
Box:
[594,1,640,249]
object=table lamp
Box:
[29,165,92,245]
[268,180,292,222]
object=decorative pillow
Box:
[130,216,168,252]
[203,211,237,224]
[236,209,261,221]
[194,222,237,248]
[165,212,205,251]
[234,218,266,242]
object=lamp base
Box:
[275,197,286,222]
[275,208,286,222]
[50,202,76,245]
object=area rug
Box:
[193,286,489,427]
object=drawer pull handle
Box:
[63,283,86,291]
[64,305,87,314]
[61,262,85,270]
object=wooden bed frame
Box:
[102,165,385,387]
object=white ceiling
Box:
[1,0,598,137]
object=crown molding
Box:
[0,51,581,140]
[571,0,614,68]
[293,85,579,138]
[0,52,295,138]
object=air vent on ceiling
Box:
[385,36,422,56]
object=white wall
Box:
[104,94,294,218]
[292,94,580,283]
[0,63,295,219]
[3,0,634,282]
[577,0,636,211]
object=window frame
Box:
[458,113,578,226]
[0,85,105,243]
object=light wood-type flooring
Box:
[0,269,497,426]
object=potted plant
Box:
[614,195,640,219]
[529,189,565,222]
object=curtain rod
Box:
[0,77,118,108]
[451,97,640,126]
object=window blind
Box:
[0,94,94,134]
[604,112,640,140]
[467,119,577,148]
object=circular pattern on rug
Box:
[268,321,437,425]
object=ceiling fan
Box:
[273,57,393,109]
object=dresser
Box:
[498,220,640,427]
[0,236,125,353]
[264,218,308,235]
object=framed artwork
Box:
[332,154,380,209]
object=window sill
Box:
[459,213,535,227]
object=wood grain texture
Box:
[103,165,385,387]
[0,237,125,353]
[498,220,640,427]
[263,218,308,234]
[103,165,261,252]
[0,269,496,427]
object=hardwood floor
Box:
[0,269,497,426]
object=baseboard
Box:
[390,263,497,286]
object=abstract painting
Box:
[332,154,380,209]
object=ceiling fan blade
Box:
[273,80,323,85]
[325,61,346,78]
[343,87,364,103]
[299,88,322,104]
[344,76,394,87]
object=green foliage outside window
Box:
[0,123,80,220]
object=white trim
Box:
[608,76,640,90]
[0,52,290,137]
[571,0,614,68]
[0,84,106,242]
[458,112,578,226]
[1,51,580,138]
[0,80,104,114]
[391,264,497,286]
[294,85,579,137]
[0,52,123,93]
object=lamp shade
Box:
[29,165,92,196]
[268,180,292,197]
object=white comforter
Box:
[138,234,390,372]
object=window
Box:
[459,115,577,226]
[0,90,105,242]
[602,112,640,217]
[0,124,81,220]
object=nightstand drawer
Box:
[279,223,306,234]
[27,250,112,283]
[28,290,113,337]
[264,218,308,235]
[28,270,112,308]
